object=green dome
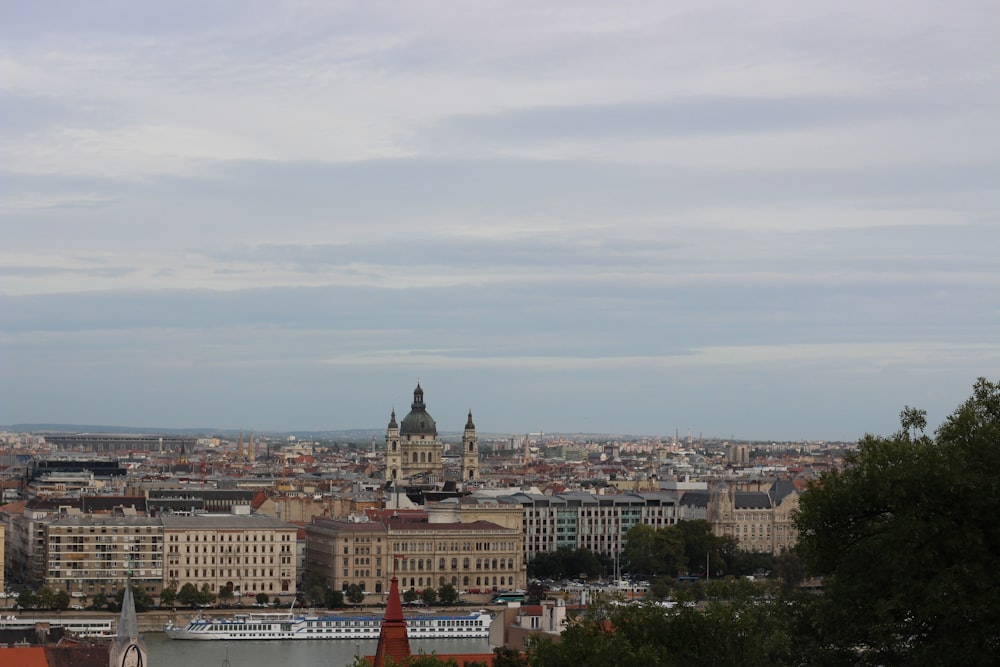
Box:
[400,383,437,436]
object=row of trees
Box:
[402,583,460,606]
[15,583,156,612]
[527,547,604,580]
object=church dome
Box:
[399,383,437,436]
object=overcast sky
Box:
[2,1,998,441]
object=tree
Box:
[16,589,36,610]
[115,584,154,612]
[900,405,928,441]
[527,597,799,667]
[307,584,327,607]
[346,584,365,606]
[52,590,70,611]
[198,583,217,607]
[620,524,685,577]
[255,592,270,606]
[528,547,603,580]
[492,647,530,667]
[218,585,234,606]
[160,586,178,608]
[403,587,419,604]
[324,588,344,609]
[177,582,200,607]
[526,579,547,604]
[89,592,107,611]
[421,586,438,605]
[795,378,1000,665]
[438,582,459,605]
[36,586,55,609]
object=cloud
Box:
[1,1,997,438]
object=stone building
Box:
[706,479,800,554]
[384,383,479,483]
[161,512,298,601]
[304,514,524,596]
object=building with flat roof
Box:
[305,514,524,597]
[161,513,298,601]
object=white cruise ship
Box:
[164,608,493,640]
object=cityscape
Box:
[2,0,997,665]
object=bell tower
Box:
[385,409,401,482]
[461,410,479,481]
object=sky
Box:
[1,1,998,441]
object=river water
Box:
[145,632,492,667]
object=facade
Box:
[43,515,164,598]
[461,411,480,481]
[304,518,388,595]
[0,523,4,593]
[391,519,523,592]
[384,383,479,483]
[706,479,800,554]
[385,383,444,482]
[162,513,298,601]
[490,490,680,563]
[305,515,525,596]
[3,505,55,583]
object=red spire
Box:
[373,575,410,667]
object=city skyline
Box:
[2,2,998,441]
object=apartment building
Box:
[44,514,164,598]
[161,513,298,601]
[489,491,680,562]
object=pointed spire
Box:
[412,382,424,409]
[388,408,398,429]
[373,574,410,667]
[465,410,475,430]
[110,577,147,667]
[118,580,140,640]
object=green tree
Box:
[36,586,55,609]
[673,520,726,576]
[52,590,70,611]
[620,524,685,577]
[900,404,928,441]
[492,646,530,667]
[160,586,177,608]
[346,584,365,605]
[421,586,438,605]
[177,582,200,607]
[403,587,419,604]
[198,583,217,607]
[526,579,547,604]
[16,589,36,609]
[114,584,154,612]
[255,592,270,606]
[795,378,1000,665]
[527,547,603,580]
[218,585,234,606]
[89,592,107,611]
[438,582,459,605]
[527,597,798,667]
[324,588,344,609]
[307,584,327,607]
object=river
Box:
[145,632,493,667]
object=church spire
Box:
[110,577,147,667]
[372,572,410,667]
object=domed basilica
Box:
[384,383,479,483]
